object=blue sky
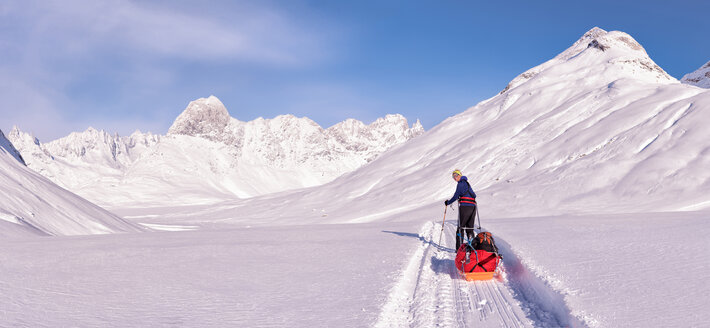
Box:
[1,0,708,141]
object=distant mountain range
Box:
[9,97,423,208]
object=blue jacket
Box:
[445,176,477,206]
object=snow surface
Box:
[1,211,706,327]
[9,97,423,208]
[2,27,710,327]
[0,221,421,327]
[681,60,710,88]
[484,211,710,327]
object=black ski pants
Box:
[456,205,477,250]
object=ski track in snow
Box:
[376,221,582,328]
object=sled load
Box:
[455,231,502,281]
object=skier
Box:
[444,169,477,250]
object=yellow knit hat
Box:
[452,169,462,177]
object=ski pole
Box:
[437,205,447,246]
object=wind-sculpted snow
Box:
[9,97,423,208]
[681,60,710,88]
[0,130,143,237]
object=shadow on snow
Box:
[381,230,455,253]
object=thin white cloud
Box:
[0,0,336,141]
[7,0,327,64]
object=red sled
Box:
[455,244,501,281]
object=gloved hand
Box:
[444,200,448,206]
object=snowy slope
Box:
[0,130,143,236]
[9,96,423,208]
[681,60,710,88]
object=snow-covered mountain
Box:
[9,99,423,208]
[681,60,710,88]
[171,27,709,226]
[0,129,143,236]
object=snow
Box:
[0,222,420,327]
[484,211,710,327]
[2,27,709,327]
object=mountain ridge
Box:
[10,102,424,208]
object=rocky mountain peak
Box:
[560,27,647,60]
[681,60,710,88]
[9,126,40,146]
[167,95,232,140]
[411,119,425,136]
[582,27,607,39]
[371,114,408,129]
